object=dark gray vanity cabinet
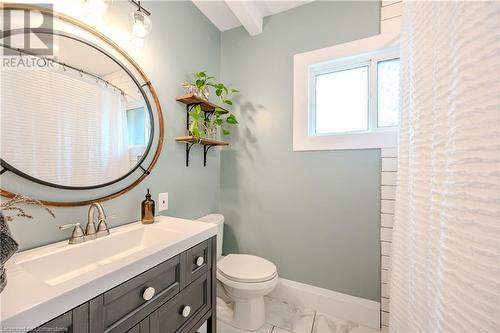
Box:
[34,237,217,333]
[35,303,89,333]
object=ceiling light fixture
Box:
[129,1,152,48]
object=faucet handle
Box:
[96,219,110,237]
[59,223,85,244]
[59,222,82,231]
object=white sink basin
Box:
[1,216,217,330]
[17,226,181,286]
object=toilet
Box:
[197,214,278,331]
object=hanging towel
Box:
[0,213,19,293]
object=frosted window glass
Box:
[315,66,368,134]
[378,58,400,127]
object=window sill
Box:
[293,129,398,151]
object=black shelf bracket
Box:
[203,145,216,167]
[183,103,217,167]
[185,142,196,167]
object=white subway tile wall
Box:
[380,214,394,228]
[380,227,392,242]
[380,1,402,34]
[381,199,395,214]
[381,242,392,256]
[381,158,398,172]
[380,147,398,331]
[379,0,401,328]
[381,172,397,185]
[381,186,396,200]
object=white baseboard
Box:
[268,278,380,329]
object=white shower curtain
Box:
[390,2,500,332]
[1,63,130,187]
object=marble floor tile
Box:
[217,320,274,333]
[349,326,380,333]
[272,327,294,333]
[264,297,315,333]
[217,297,235,323]
[312,312,380,333]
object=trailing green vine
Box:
[184,71,239,142]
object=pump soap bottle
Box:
[141,189,155,224]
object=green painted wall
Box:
[5,0,382,302]
[219,1,381,301]
[5,1,222,251]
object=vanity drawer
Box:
[150,272,211,333]
[185,239,212,285]
[91,254,182,333]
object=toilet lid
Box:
[218,254,277,283]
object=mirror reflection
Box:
[1,32,152,188]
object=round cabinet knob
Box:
[196,256,204,267]
[142,287,155,301]
[182,305,191,318]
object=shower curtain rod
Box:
[1,44,127,96]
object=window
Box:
[308,54,400,137]
[127,107,146,146]
[293,33,400,151]
[314,65,369,134]
[377,58,400,127]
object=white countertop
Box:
[0,216,217,329]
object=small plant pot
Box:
[183,84,209,100]
[205,127,219,141]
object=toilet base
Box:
[216,257,278,331]
[217,296,266,332]
[233,295,266,331]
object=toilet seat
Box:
[218,254,277,283]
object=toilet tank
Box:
[197,214,224,259]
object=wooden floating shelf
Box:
[176,94,230,166]
[176,94,229,114]
[175,135,229,146]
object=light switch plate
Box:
[158,192,168,211]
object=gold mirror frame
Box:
[0,4,164,207]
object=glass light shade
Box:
[130,10,152,39]
[131,36,144,48]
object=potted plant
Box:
[183,71,239,142]
[182,71,214,100]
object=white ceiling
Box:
[192,0,313,36]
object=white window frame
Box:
[293,33,400,151]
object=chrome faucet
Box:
[59,202,109,244]
[87,202,110,239]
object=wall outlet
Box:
[158,192,168,212]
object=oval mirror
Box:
[0,5,163,205]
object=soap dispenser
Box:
[141,189,155,224]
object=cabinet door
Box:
[33,303,88,333]
[127,316,150,333]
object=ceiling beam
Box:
[225,1,263,36]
